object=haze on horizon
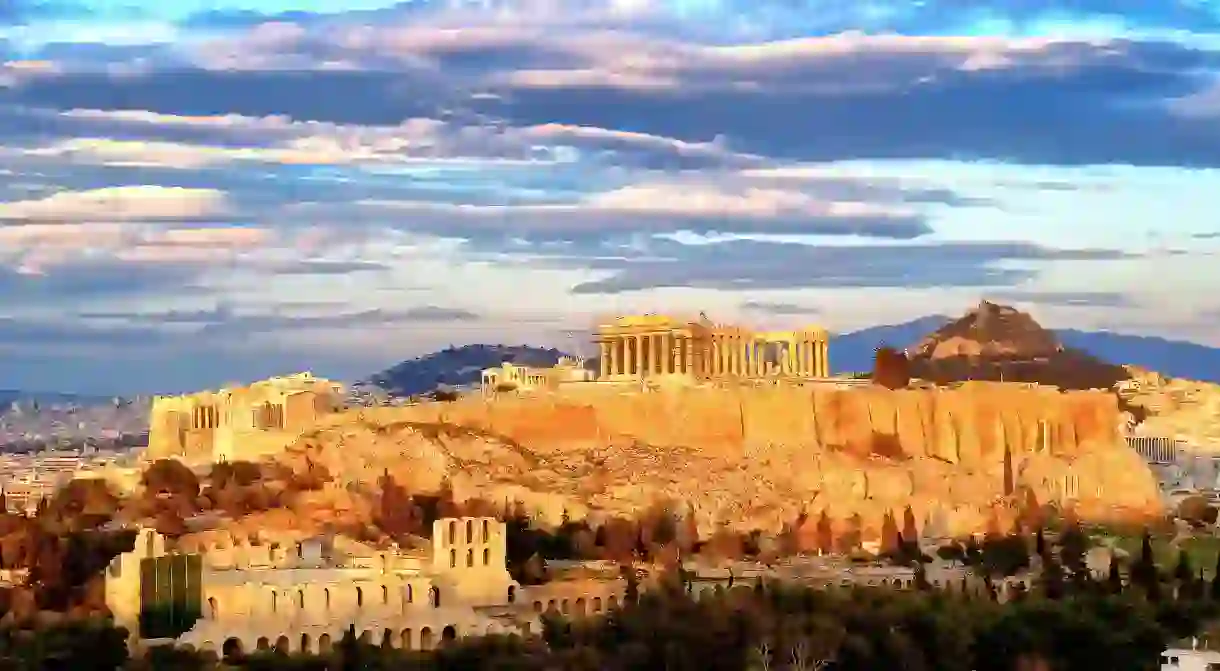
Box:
[0,0,1218,395]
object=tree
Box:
[871,346,911,390]
[1107,555,1123,594]
[902,506,919,544]
[1131,530,1161,600]
[816,511,834,556]
[880,511,901,556]
[1211,552,1220,600]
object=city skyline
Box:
[1,0,1219,394]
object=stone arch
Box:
[483,548,490,566]
[382,584,389,604]
[405,584,414,605]
[222,638,243,659]
[466,548,474,567]
[420,627,434,650]
[441,625,457,644]
[546,599,557,613]
[274,635,290,654]
[448,521,457,544]
[430,585,441,608]
[532,600,542,612]
[592,596,602,612]
[466,520,473,543]
[400,629,413,650]
[450,549,457,568]
[507,585,516,603]
[561,599,570,614]
[297,589,305,609]
[270,590,278,614]
[356,585,363,607]
[208,597,218,620]
[381,629,394,648]
[574,598,586,615]
[324,587,331,611]
[358,630,372,644]
[482,519,490,540]
[300,634,311,654]
[256,637,271,651]
[608,595,619,609]
[317,634,332,653]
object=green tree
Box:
[1131,530,1161,600]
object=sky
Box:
[1,0,1219,394]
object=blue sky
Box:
[0,0,1218,394]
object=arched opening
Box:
[406,584,414,604]
[522,622,531,635]
[324,588,331,611]
[208,597,218,620]
[466,549,474,567]
[466,520,473,543]
[430,585,441,608]
[300,634,311,654]
[297,589,305,609]
[561,599,570,614]
[358,630,371,644]
[222,638,243,660]
[482,547,491,566]
[574,598,586,615]
[274,636,290,655]
[256,637,271,651]
[420,627,434,650]
[532,600,542,612]
[270,591,277,613]
[608,595,619,609]
[593,596,602,612]
[381,629,393,649]
[450,549,457,568]
[482,519,490,540]
[382,585,389,604]
[546,599,557,613]
[317,634,332,654]
[356,586,363,607]
[442,625,457,644]
[507,585,516,603]
[448,521,457,544]
[400,629,413,650]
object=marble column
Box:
[821,340,829,376]
[652,334,663,375]
[599,342,610,378]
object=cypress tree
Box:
[1107,555,1123,594]
[1131,530,1160,600]
[1035,528,1046,557]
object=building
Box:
[1161,641,1220,671]
[146,372,344,465]
[480,357,595,397]
[593,314,830,382]
[105,517,625,656]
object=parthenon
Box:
[594,314,829,381]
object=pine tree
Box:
[1174,551,1194,584]
[881,512,901,556]
[1040,552,1066,599]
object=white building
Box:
[1162,641,1220,671]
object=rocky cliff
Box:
[269,382,1159,542]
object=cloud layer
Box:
[0,0,1218,393]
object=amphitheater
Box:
[107,518,628,655]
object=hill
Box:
[361,344,574,396]
[832,309,1220,384]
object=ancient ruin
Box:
[105,520,626,654]
[147,372,343,466]
[593,314,829,381]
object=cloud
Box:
[564,239,1133,293]
[983,289,1135,307]
[0,186,227,221]
[739,300,821,316]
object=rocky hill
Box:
[361,344,576,396]
[899,301,1132,390]
[257,383,1158,544]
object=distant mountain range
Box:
[363,308,1220,395]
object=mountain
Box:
[361,344,572,396]
[832,304,1220,384]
